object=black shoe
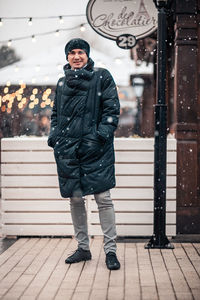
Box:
[65,248,92,264]
[105,252,120,270]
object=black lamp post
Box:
[132,77,144,136]
[145,0,174,249]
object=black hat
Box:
[65,38,90,60]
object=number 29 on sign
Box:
[116,34,137,49]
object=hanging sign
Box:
[86,0,157,49]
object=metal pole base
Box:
[145,234,174,249]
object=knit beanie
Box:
[65,38,90,60]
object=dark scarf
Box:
[63,58,95,91]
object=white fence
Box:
[1,137,177,237]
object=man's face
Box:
[67,49,88,69]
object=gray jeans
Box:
[70,190,117,254]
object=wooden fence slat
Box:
[115,151,176,163]
[2,199,176,213]
[2,200,70,211]
[1,150,176,163]
[1,137,176,237]
[90,200,176,212]
[1,175,176,188]
[2,187,176,200]
[1,163,176,176]
[90,224,176,236]
[1,137,176,151]
[2,212,72,224]
[2,225,74,236]
[115,163,176,175]
[2,151,54,163]
[1,137,49,151]
[90,212,176,224]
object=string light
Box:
[7,40,12,47]
[55,30,60,37]
[32,35,36,42]
[115,58,122,64]
[59,16,64,24]
[80,24,86,32]
[28,17,32,26]
[0,23,87,44]
[0,14,85,21]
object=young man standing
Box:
[48,38,120,270]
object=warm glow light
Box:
[46,88,51,95]
[4,87,9,93]
[7,102,12,109]
[30,94,35,101]
[21,83,26,89]
[29,102,34,109]
[17,95,22,101]
[9,96,14,102]
[19,88,24,94]
[42,94,48,100]
[22,98,27,104]
[6,81,11,87]
[45,98,51,105]
[1,105,6,112]
[7,108,11,114]
[50,101,54,107]
[40,102,46,108]
[32,88,38,95]
[34,98,39,105]
[18,102,23,109]
[2,95,9,101]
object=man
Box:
[48,38,120,270]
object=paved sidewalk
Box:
[0,237,199,300]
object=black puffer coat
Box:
[47,58,120,198]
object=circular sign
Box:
[86,0,158,42]
[116,34,137,49]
